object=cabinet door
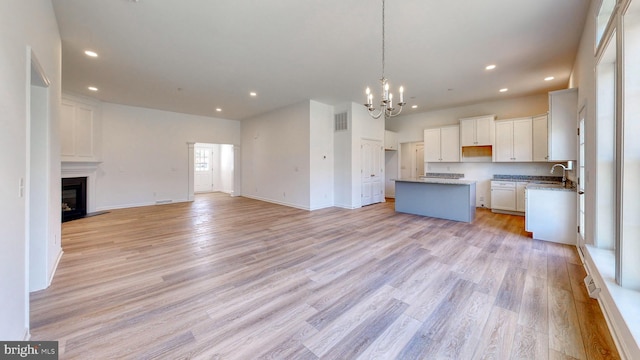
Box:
[460,119,476,146]
[384,130,398,150]
[512,118,532,161]
[516,182,528,212]
[548,89,578,161]
[423,128,441,161]
[495,121,514,162]
[491,186,516,211]
[440,126,460,162]
[475,117,493,146]
[532,115,548,161]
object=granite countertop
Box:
[393,177,477,185]
[494,174,576,192]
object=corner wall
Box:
[97,103,241,210]
[0,0,62,340]
[241,101,312,209]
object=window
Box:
[597,0,617,48]
[195,149,210,172]
[620,0,640,288]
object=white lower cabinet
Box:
[491,181,516,212]
[525,188,577,244]
[491,180,527,214]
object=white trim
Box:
[241,195,311,211]
[584,245,640,360]
[47,249,63,287]
[61,161,101,213]
[95,198,191,212]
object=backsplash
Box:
[424,172,464,179]
[493,174,564,182]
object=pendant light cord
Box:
[381,0,385,80]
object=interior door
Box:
[194,145,213,193]
[361,139,383,206]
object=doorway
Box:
[400,141,424,179]
[194,143,234,194]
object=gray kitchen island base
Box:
[394,179,476,223]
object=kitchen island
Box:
[394,178,477,223]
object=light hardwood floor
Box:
[30,193,619,359]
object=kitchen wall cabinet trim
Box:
[460,114,496,146]
[548,88,578,161]
[423,125,460,162]
[532,114,549,161]
[494,117,532,162]
[384,130,398,150]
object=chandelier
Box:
[364,0,406,119]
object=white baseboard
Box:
[241,195,311,211]
[47,249,64,287]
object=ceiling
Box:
[52,0,590,121]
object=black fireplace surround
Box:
[62,177,87,222]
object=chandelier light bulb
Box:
[363,0,406,119]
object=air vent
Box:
[334,112,348,132]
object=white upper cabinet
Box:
[532,114,548,161]
[548,88,578,161]
[495,117,532,162]
[384,130,398,150]
[460,115,495,146]
[424,125,460,162]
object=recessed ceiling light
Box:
[499,88,508,92]
[88,86,98,91]
[544,76,555,81]
[485,64,496,70]
[411,105,418,109]
[216,108,222,112]
[249,92,257,97]
[84,50,98,57]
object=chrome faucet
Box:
[550,164,568,186]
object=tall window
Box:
[594,0,640,290]
[620,0,640,289]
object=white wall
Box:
[0,0,61,340]
[97,103,240,210]
[242,101,312,209]
[387,93,549,143]
[570,0,598,247]
[384,93,559,207]
[333,104,352,208]
[351,103,385,207]
[309,100,334,210]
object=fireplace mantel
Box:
[61,161,101,213]
[61,161,102,176]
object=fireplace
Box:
[62,177,87,222]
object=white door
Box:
[194,145,214,193]
[361,139,383,206]
[578,108,586,247]
[415,143,424,177]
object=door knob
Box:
[578,191,585,195]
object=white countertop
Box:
[393,177,477,185]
